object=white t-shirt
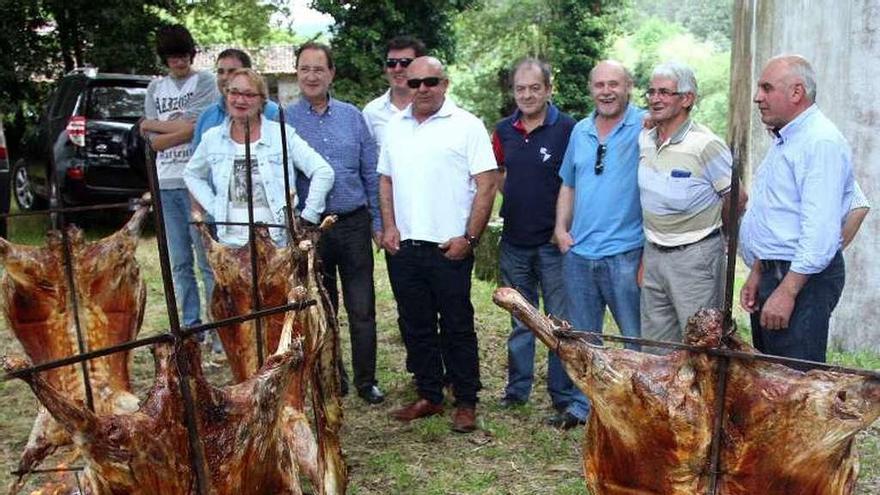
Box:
[377,98,496,243]
[224,143,274,246]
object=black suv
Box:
[13,68,152,210]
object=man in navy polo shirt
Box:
[491,58,576,419]
[553,60,645,429]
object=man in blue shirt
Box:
[285,42,384,404]
[740,54,854,365]
[192,48,280,151]
[553,60,645,429]
[491,58,576,418]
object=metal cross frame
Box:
[0,114,312,494]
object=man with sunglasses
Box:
[490,58,576,421]
[379,56,499,433]
[553,60,645,429]
[638,62,741,352]
[285,42,385,405]
[363,36,427,149]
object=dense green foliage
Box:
[0,0,294,156]
[612,16,731,137]
[449,0,626,126]
[310,0,474,107]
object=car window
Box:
[51,78,83,119]
[87,84,147,121]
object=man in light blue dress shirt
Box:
[740,55,855,365]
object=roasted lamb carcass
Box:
[0,205,149,486]
[493,287,880,495]
[3,299,308,495]
[195,216,347,494]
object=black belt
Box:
[650,229,721,252]
[399,239,439,248]
[322,205,366,221]
[759,259,790,272]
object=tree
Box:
[448,0,626,126]
[310,0,474,106]
[183,0,295,48]
[546,0,627,119]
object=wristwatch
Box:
[465,233,480,249]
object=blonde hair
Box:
[226,68,269,107]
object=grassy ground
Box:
[0,212,878,494]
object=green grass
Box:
[0,211,878,494]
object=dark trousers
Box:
[386,242,481,407]
[751,252,845,367]
[318,207,377,390]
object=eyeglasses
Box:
[227,89,261,100]
[386,58,414,69]
[594,144,607,175]
[297,66,328,75]
[644,88,682,99]
[406,77,445,89]
[216,67,240,75]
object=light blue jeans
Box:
[562,247,643,420]
[160,188,214,329]
[499,240,573,412]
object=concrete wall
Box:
[730,0,880,352]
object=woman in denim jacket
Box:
[185,68,334,246]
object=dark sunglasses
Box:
[406,77,445,89]
[594,144,607,175]
[386,58,414,69]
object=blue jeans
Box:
[751,252,845,368]
[561,247,643,420]
[499,240,571,411]
[161,189,213,328]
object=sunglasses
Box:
[386,58,414,69]
[406,77,445,89]
[594,144,607,175]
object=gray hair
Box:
[769,54,817,102]
[512,57,552,88]
[652,61,698,97]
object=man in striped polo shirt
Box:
[637,62,742,350]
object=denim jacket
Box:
[184,118,334,245]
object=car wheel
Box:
[12,160,46,211]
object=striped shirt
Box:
[638,119,732,246]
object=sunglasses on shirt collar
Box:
[386,58,414,68]
[406,77,445,89]
[594,144,607,175]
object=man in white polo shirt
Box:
[379,56,499,434]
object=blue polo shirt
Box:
[493,103,576,247]
[559,104,645,259]
[192,97,280,151]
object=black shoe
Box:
[357,385,385,404]
[545,411,586,430]
[499,396,526,408]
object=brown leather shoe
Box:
[451,406,477,433]
[390,398,443,422]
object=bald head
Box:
[589,60,633,120]
[765,54,816,102]
[589,60,632,86]
[408,56,446,78]
[754,54,816,129]
[407,56,449,121]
